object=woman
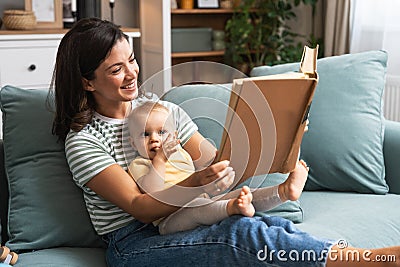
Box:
[52,18,399,267]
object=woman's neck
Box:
[95,101,132,119]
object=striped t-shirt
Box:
[65,99,198,235]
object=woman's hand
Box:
[183,160,235,195]
[304,119,310,132]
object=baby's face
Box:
[131,110,174,160]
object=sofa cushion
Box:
[162,83,232,149]
[298,191,400,248]
[162,84,303,223]
[16,247,106,267]
[0,86,104,251]
[251,50,388,194]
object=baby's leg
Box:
[278,159,308,202]
[217,184,282,212]
[158,198,229,235]
[217,160,309,212]
[226,186,255,217]
[159,187,256,235]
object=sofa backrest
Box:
[162,83,232,149]
[0,85,105,251]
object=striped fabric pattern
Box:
[65,100,198,235]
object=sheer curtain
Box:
[350,0,400,77]
[350,0,400,121]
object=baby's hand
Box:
[157,133,180,160]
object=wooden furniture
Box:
[170,8,233,66]
[140,0,233,95]
[0,28,140,89]
[0,28,140,137]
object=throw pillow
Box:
[0,86,104,251]
[251,50,388,194]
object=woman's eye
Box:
[129,57,137,64]
[112,67,122,74]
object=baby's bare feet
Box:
[227,186,255,217]
[279,160,309,202]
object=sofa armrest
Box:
[0,139,9,244]
[383,120,400,194]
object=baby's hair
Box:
[129,101,169,119]
[127,101,171,133]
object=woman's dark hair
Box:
[50,18,130,141]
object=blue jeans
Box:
[103,215,335,267]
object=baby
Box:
[128,101,255,234]
[127,101,308,235]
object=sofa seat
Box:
[298,191,400,249]
[15,247,106,267]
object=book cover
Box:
[217,46,319,185]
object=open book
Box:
[217,46,319,184]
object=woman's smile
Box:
[121,81,136,90]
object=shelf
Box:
[171,8,235,14]
[172,50,225,58]
[0,29,69,35]
[0,27,140,37]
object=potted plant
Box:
[225,0,319,73]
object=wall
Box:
[287,2,324,50]
[0,0,139,28]
[100,0,138,27]
[0,0,24,15]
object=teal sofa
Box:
[1,50,399,266]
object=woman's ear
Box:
[82,78,95,92]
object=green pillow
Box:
[251,50,388,194]
[0,86,104,251]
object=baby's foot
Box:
[279,160,309,202]
[227,186,255,217]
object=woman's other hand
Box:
[304,119,310,132]
[189,160,235,195]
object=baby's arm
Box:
[135,135,179,194]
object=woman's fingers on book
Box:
[201,162,235,194]
[217,171,235,192]
[304,119,310,132]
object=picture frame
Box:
[25,0,63,29]
[197,0,219,8]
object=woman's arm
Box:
[86,159,233,224]
[183,131,234,192]
[87,164,176,224]
[183,131,217,169]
